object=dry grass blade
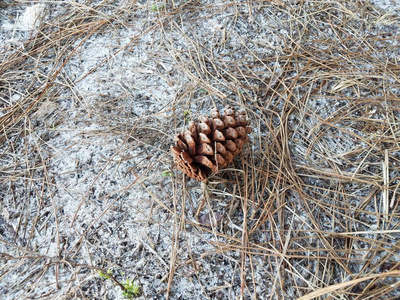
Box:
[298,270,400,300]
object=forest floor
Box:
[1,1,400,299]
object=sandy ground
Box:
[1,1,400,299]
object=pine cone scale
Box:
[215,142,226,155]
[212,130,225,142]
[196,143,214,156]
[199,133,211,143]
[223,128,238,140]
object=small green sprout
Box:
[98,269,141,299]
[98,269,113,280]
[183,110,191,122]
[122,278,141,299]
[161,171,174,177]
[150,4,164,11]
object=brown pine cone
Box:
[171,106,251,181]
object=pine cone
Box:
[171,106,252,181]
